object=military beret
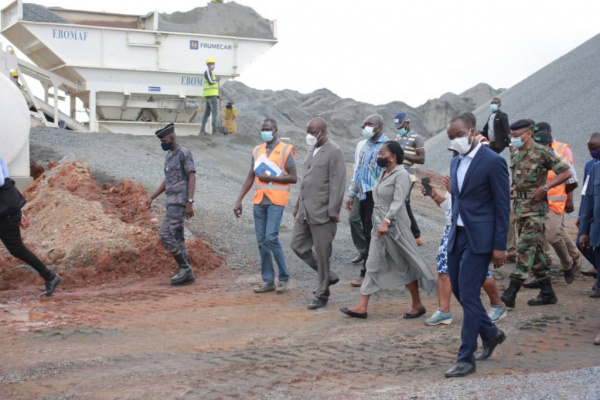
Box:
[509,119,535,131]
[533,131,553,145]
[155,123,175,138]
[534,122,552,133]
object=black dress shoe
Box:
[351,253,366,264]
[444,361,476,378]
[308,297,328,310]
[564,266,575,284]
[403,307,426,319]
[41,274,62,297]
[340,307,368,319]
[475,329,506,360]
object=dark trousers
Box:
[349,197,366,256]
[489,142,505,154]
[447,228,498,364]
[0,212,54,281]
[406,182,420,239]
[576,233,596,267]
[592,248,600,289]
[359,191,374,276]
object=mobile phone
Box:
[422,177,432,196]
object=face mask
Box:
[490,104,499,112]
[589,149,600,159]
[161,141,173,151]
[511,137,524,148]
[449,131,473,155]
[397,128,408,136]
[376,156,390,168]
[261,130,273,142]
[362,126,376,139]
[209,65,215,71]
[306,131,321,146]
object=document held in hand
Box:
[254,154,283,178]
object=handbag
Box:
[0,178,27,216]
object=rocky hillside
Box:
[221,81,502,143]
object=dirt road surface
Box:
[1,129,599,399]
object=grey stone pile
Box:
[158,2,275,40]
[425,33,600,185]
[23,3,70,24]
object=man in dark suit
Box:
[481,98,510,153]
[291,117,347,310]
[444,115,510,378]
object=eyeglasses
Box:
[510,129,531,137]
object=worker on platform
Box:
[10,70,24,89]
[223,101,238,134]
[200,57,220,135]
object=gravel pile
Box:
[158,2,275,39]
[23,3,70,24]
[424,33,600,186]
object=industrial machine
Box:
[0,1,277,135]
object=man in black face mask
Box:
[146,123,197,285]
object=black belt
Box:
[514,191,536,199]
[457,226,466,232]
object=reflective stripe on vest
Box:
[546,141,569,214]
[252,142,294,206]
[203,71,219,97]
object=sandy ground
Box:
[1,130,599,399]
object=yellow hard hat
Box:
[206,57,216,64]
[10,69,18,77]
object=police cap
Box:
[394,112,409,128]
[509,119,535,131]
[533,131,553,145]
[534,122,552,133]
[155,123,175,138]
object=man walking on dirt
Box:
[234,118,297,294]
[200,57,220,135]
[146,123,197,286]
[292,117,346,309]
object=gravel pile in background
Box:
[158,2,275,39]
[23,3,70,24]
[425,33,600,188]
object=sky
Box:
[1,0,599,107]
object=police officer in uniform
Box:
[146,123,197,285]
[500,120,571,308]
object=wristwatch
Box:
[188,198,194,203]
[542,185,549,192]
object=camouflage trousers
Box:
[511,214,549,281]
[159,205,188,257]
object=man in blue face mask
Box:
[481,98,510,154]
[234,118,297,294]
[146,123,197,286]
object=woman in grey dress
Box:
[340,141,436,319]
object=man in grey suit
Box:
[291,117,347,310]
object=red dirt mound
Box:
[0,159,222,294]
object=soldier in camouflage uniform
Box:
[146,123,197,285]
[501,119,571,308]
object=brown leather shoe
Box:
[350,277,364,287]
[594,333,600,345]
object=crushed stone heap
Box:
[158,1,275,39]
[23,3,70,24]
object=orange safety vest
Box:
[546,141,570,215]
[476,133,490,146]
[252,142,295,206]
